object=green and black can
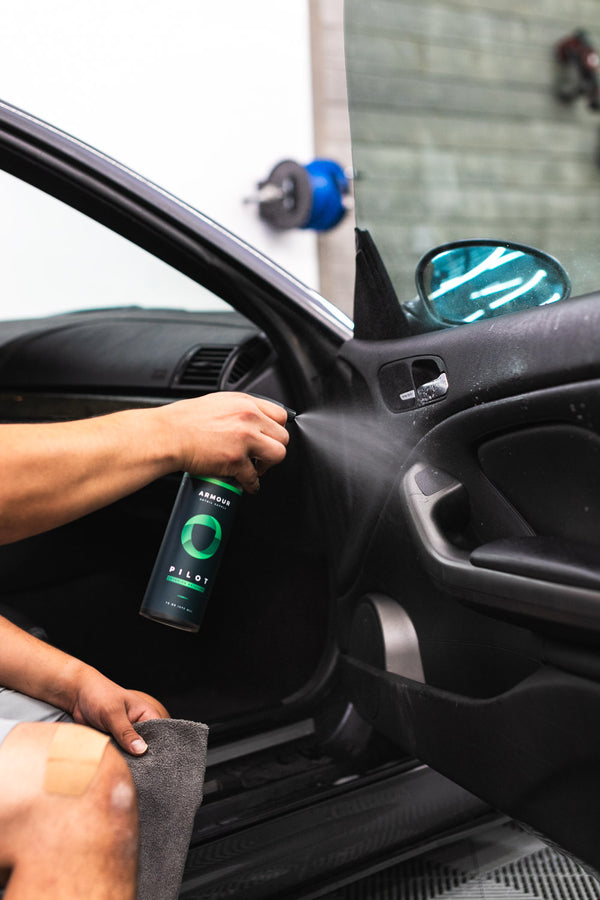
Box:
[139,474,242,632]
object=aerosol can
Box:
[140,398,295,632]
[139,474,241,632]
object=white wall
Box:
[0,0,318,316]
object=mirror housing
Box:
[408,240,571,330]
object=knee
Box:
[48,731,139,868]
[43,722,137,815]
[88,742,138,859]
[0,725,139,894]
[94,740,137,813]
[0,722,138,873]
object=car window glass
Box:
[0,169,229,320]
[345,0,600,323]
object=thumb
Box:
[109,708,148,756]
[235,457,260,494]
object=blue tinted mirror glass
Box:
[417,241,571,327]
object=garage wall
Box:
[345,0,600,304]
[0,0,320,315]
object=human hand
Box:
[156,392,290,493]
[71,668,169,756]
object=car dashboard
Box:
[0,308,291,423]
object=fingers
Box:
[73,685,169,756]
[126,689,170,720]
[105,708,149,756]
[235,420,289,493]
[245,399,290,474]
[235,457,261,494]
[159,391,291,485]
[113,691,169,753]
[239,397,290,452]
[253,397,289,428]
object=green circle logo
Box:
[181,515,222,559]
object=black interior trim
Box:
[343,655,600,873]
[471,536,600,592]
[402,464,600,638]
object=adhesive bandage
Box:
[44,723,110,796]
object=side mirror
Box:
[409,240,571,329]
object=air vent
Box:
[177,346,234,388]
[223,336,273,388]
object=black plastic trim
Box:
[343,655,600,873]
[472,536,600,592]
[402,463,600,636]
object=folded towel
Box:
[122,719,209,900]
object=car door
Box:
[0,98,352,733]
[331,263,600,869]
[334,0,600,872]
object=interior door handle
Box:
[415,371,448,405]
[402,463,600,635]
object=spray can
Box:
[139,474,242,632]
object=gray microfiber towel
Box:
[122,718,209,900]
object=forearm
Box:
[0,615,89,713]
[0,407,176,544]
[0,392,289,545]
[0,616,169,753]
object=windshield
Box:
[344,0,600,308]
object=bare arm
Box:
[0,615,167,754]
[0,392,289,751]
[0,391,289,544]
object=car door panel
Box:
[401,462,600,637]
[331,291,600,870]
[344,657,600,868]
[478,423,600,545]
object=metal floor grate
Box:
[325,823,600,900]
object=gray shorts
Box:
[0,687,72,747]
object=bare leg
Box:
[0,721,138,899]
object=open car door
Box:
[335,0,600,870]
[333,262,600,868]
